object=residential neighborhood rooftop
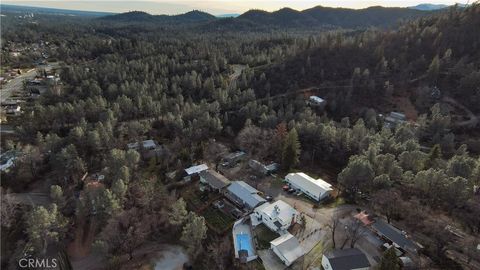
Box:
[199,169,231,190]
[372,219,417,252]
[270,233,304,266]
[226,181,266,209]
[323,248,371,270]
[255,200,298,230]
[184,164,209,175]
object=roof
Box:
[270,233,304,263]
[127,139,158,150]
[227,181,266,208]
[372,219,417,251]
[255,200,298,226]
[224,151,246,161]
[309,96,325,103]
[286,173,333,196]
[199,169,231,189]
[354,211,374,226]
[324,248,371,270]
[185,164,209,175]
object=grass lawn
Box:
[253,224,279,250]
[202,207,235,232]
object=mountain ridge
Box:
[100,5,437,29]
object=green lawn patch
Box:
[253,224,279,250]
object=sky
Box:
[1,0,469,15]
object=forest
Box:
[1,3,480,270]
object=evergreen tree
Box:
[378,248,401,270]
[282,128,301,170]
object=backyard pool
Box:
[236,233,255,256]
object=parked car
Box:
[265,195,273,202]
[287,188,296,193]
[282,185,290,191]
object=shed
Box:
[270,233,304,266]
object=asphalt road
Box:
[0,69,37,103]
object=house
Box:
[127,139,158,150]
[308,96,327,109]
[222,151,246,167]
[253,200,298,233]
[371,219,418,253]
[225,181,266,209]
[321,248,371,270]
[384,112,406,128]
[248,159,279,175]
[285,172,333,201]
[199,169,231,192]
[184,164,208,182]
[127,139,165,160]
[270,233,304,266]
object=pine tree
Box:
[282,128,301,171]
[378,248,401,270]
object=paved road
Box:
[0,69,37,103]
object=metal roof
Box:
[372,219,417,252]
[199,169,231,189]
[227,181,266,208]
[270,233,304,264]
[324,248,371,270]
[286,173,332,197]
[184,164,209,175]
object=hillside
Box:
[253,4,480,116]
[100,10,216,24]
[100,6,434,29]
[237,6,432,28]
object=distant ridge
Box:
[100,10,216,24]
[409,3,468,10]
[0,4,115,17]
[99,5,437,29]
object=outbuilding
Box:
[270,233,304,266]
[285,172,332,201]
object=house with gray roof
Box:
[371,219,418,253]
[199,169,231,191]
[321,248,371,270]
[225,181,266,209]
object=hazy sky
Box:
[2,0,469,15]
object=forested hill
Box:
[235,6,431,28]
[254,4,480,115]
[99,10,216,24]
[99,6,434,29]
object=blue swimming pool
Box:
[236,233,254,256]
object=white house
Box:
[253,200,298,233]
[270,233,304,266]
[285,172,333,201]
[321,248,370,270]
